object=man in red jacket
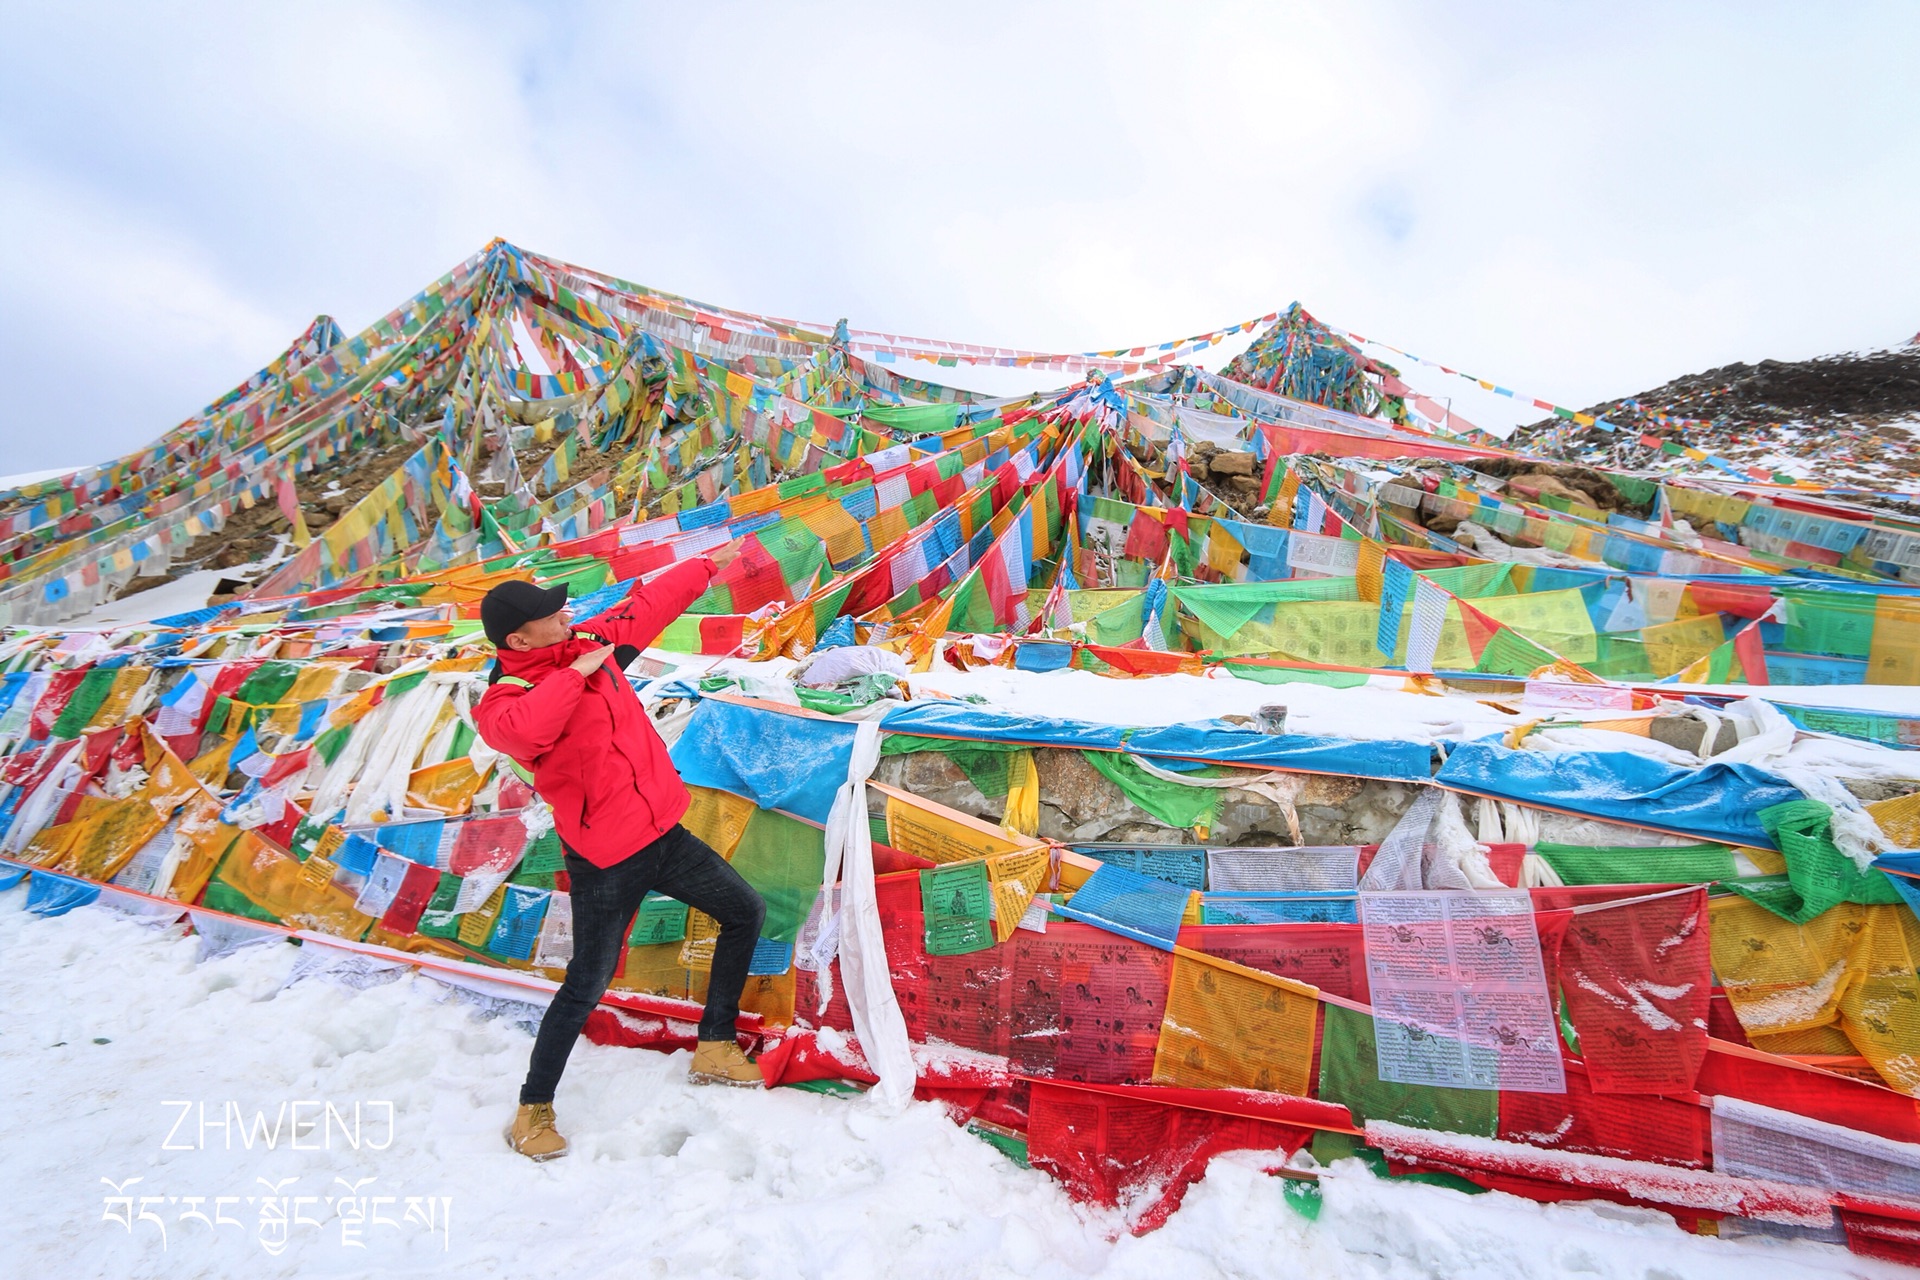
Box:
[475,553,766,1162]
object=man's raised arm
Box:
[585,555,725,651]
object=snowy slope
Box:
[1506,345,1920,494]
[0,466,81,489]
[0,888,1901,1279]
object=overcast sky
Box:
[2,2,1916,471]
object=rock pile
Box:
[1510,343,1920,496]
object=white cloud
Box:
[0,161,290,442]
[0,0,1915,470]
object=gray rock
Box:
[872,752,1000,824]
[1843,778,1920,805]
[868,748,1424,852]
[1648,711,1740,757]
[1034,749,1190,844]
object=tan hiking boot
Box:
[689,1039,764,1087]
[507,1102,569,1160]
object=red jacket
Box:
[475,558,718,868]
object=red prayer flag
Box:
[1732,619,1770,685]
[450,815,529,877]
[1558,887,1712,1095]
[1457,599,1503,663]
[378,860,443,935]
[1498,1058,1710,1168]
[1697,1042,1920,1144]
[1027,1079,1310,1233]
[979,545,1014,625]
[1686,582,1774,620]
[719,534,786,613]
[27,668,88,739]
[697,615,746,654]
[1122,511,1170,564]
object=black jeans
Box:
[519,823,766,1105]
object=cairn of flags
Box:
[9,240,1920,1255]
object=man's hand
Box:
[707,541,742,574]
[569,643,616,677]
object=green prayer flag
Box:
[519,829,565,876]
[629,892,689,945]
[921,861,994,955]
[728,808,827,944]
[1721,799,1902,923]
[234,659,302,709]
[416,874,464,939]
[1082,750,1220,832]
[1219,661,1370,689]
[1533,842,1736,885]
[203,694,235,739]
[49,667,117,738]
[1316,1005,1498,1137]
[385,670,428,699]
[313,723,353,765]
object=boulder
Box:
[1035,749,1191,844]
[1648,711,1741,757]
[1502,472,1594,508]
[872,752,998,824]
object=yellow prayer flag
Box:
[458,884,509,948]
[1206,521,1245,579]
[1028,501,1051,564]
[986,846,1050,943]
[679,909,721,971]
[1869,791,1920,849]
[1152,948,1319,1095]
[1838,905,1920,1096]
[681,786,757,859]
[1355,538,1385,603]
[1002,750,1041,838]
[882,788,1025,863]
[1709,895,1868,1036]
[1868,597,1920,686]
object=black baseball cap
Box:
[480,579,569,647]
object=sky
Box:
[2,1,1917,472]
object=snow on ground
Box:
[65,541,292,630]
[903,665,1521,743]
[68,570,228,629]
[683,652,1525,746]
[0,887,1904,1280]
[1674,682,1920,716]
[691,654,1920,777]
[0,465,81,489]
